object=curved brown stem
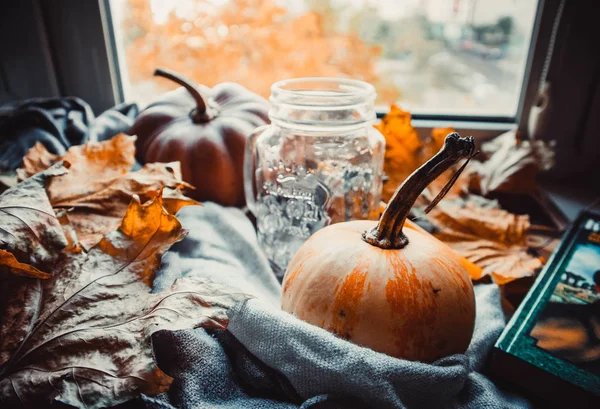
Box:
[153,68,217,123]
[363,133,476,250]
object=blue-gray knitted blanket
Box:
[137,203,531,409]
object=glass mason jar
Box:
[244,78,385,278]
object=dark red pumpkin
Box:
[130,68,269,207]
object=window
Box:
[109,0,539,119]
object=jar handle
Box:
[244,125,268,216]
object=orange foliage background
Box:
[122,0,400,103]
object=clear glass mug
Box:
[244,78,385,278]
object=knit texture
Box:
[137,203,531,409]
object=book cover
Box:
[491,210,600,408]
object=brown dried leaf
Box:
[20,137,198,249]
[448,240,544,285]
[376,106,464,202]
[468,131,555,196]
[376,105,421,202]
[426,198,543,284]
[62,164,199,249]
[423,127,453,159]
[0,250,49,279]
[18,142,60,179]
[162,186,201,215]
[21,133,136,203]
[0,274,43,366]
[0,193,247,409]
[0,163,68,278]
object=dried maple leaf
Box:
[0,162,68,278]
[468,131,555,196]
[18,142,60,179]
[0,251,48,279]
[19,137,198,249]
[377,122,546,284]
[423,127,454,159]
[376,106,465,203]
[376,105,421,202]
[60,162,199,249]
[0,193,247,409]
[161,186,200,215]
[19,133,135,183]
[425,198,543,284]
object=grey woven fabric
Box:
[139,203,531,409]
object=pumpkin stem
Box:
[363,133,476,250]
[153,68,218,123]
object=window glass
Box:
[110,0,539,117]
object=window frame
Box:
[100,0,552,140]
[0,0,59,104]
[9,0,596,221]
[9,0,555,142]
[34,0,122,114]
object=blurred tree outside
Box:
[122,0,401,106]
[116,0,538,116]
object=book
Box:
[491,210,600,409]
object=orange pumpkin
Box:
[130,68,269,207]
[282,133,477,362]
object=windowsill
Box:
[540,180,599,222]
[408,119,514,145]
[411,119,515,132]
